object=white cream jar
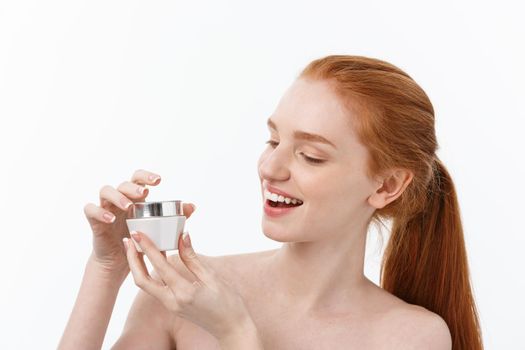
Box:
[126,200,186,252]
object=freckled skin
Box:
[258,78,381,244]
[173,79,444,349]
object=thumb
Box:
[179,231,213,284]
[182,203,197,219]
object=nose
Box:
[257,147,291,182]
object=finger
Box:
[124,237,171,301]
[131,246,150,282]
[131,169,162,186]
[99,185,134,211]
[116,180,149,200]
[182,203,197,219]
[83,202,116,224]
[178,231,215,285]
[130,231,194,291]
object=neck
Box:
[264,224,372,315]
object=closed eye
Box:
[265,140,325,164]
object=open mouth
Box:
[266,199,303,208]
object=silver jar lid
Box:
[127,200,184,219]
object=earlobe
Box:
[366,177,385,209]
[368,181,388,209]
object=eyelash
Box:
[265,140,325,164]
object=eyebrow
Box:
[267,118,337,149]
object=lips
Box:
[264,183,302,201]
[264,198,302,217]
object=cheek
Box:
[307,172,368,214]
[302,169,342,200]
[315,186,347,211]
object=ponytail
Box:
[380,158,483,349]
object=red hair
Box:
[300,55,483,349]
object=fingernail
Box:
[122,237,129,252]
[130,231,141,242]
[149,175,160,183]
[121,198,132,209]
[182,231,191,248]
[103,212,116,223]
[190,203,197,211]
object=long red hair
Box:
[299,55,483,349]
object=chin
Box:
[261,222,300,243]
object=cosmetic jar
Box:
[126,200,186,252]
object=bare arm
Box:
[58,254,177,350]
[58,254,128,350]
[111,268,177,349]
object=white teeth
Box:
[264,189,303,204]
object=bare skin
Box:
[165,78,451,349]
[114,250,451,349]
[62,77,452,349]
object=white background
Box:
[1,0,523,348]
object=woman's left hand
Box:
[123,230,257,342]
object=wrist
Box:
[218,318,264,350]
[86,253,129,288]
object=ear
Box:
[368,168,414,209]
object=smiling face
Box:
[257,78,382,243]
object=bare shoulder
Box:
[203,252,451,350]
[197,249,278,278]
[381,301,452,350]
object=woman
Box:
[59,55,483,349]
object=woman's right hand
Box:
[83,169,196,278]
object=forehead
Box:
[270,78,363,150]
